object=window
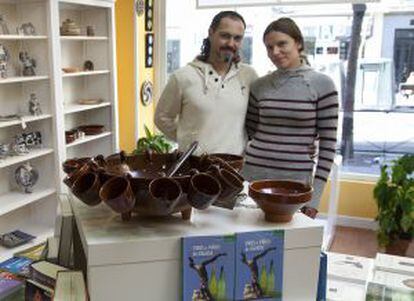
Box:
[165,0,414,177]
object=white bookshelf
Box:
[0,114,52,128]
[60,35,108,41]
[0,76,49,84]
[0,0,118,260]
[61,70,110,78]
[0,34,48,40]
[64,101,111,114]
[66,131,111,148]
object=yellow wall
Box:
[115,1,378,220]
[116,0,155,152]
[319,180,378,219]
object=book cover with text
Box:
[235,230,284,301]
[182,234,235,301]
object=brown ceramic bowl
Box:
[249,180,313,223]
[77,124,104,135]
[210,153,244,171]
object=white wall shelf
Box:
[0,114,53,128]
[0,149,54,169]
[64,102,111,114]
[0,35,48,40]
[61,70,110,78]
[0,0,117,261]
[60,35,108,41]
[66,131,111,148]
[0,187,56,217]
[0,76,49,84]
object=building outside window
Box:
[165,0,414,178]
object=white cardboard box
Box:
[70,195,324,301]
[327,252,374,284]
[375,253,414,276]
[326,278,366,301]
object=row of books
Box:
[0,194,85,300]
[326,252,414,300]
[182,230,285,301]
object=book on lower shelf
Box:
[235,230,284,301]
[182,234,235,301]
[374,253,414,277]
[14,242,47,261]
[327,252,374,284]
[57,194,74,267]
[0,257,33,277]
[0,274,23,300]
[365,282,414,301]
[54,270,88,301]
[30,260,68,288]
[25,279,53,301]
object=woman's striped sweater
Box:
[245,65,338,207]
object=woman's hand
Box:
[300,206,318,219]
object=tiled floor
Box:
[328,226,414,258]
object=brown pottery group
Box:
[63,151,245,221]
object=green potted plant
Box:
[133,125,173,154]
[373,154,414,255]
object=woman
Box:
[243,18,338,218]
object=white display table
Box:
[70,196,324,301]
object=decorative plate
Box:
[141,80,153,106]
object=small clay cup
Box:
[187,171,221,210]
[72,172,102,206]
[208,165,243,209]
[148,177,182,215]
[99,176,136,221]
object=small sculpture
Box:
[16,22,36,35]
[0,43,9,78]
[15,162,39,193]
[0,143,9,159]
[19,52,36,76]
[60,19,81,36]
[0,14,9,34]
[28,93,42,116]
[86,25,95,36]
[83,60,94,71]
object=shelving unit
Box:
[0,0,118,258]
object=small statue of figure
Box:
[17,23,36,35]
[19,51,36,76]
[0,43,9,79]
[0,14,10,34]
[28,93,42,116]
[83,60,94,71]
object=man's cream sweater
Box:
[155,59,257,155]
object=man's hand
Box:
[301,206,318,219]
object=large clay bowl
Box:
[210,153,244,172]
[249,180,312,223]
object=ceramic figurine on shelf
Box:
[0,14,10,35]
[0,143,9,159]
[16,23,36,35]
[0,43,9,79]
[19,51,36,76]
[28,93,42,116]
[86,25,95,37]
[15,162,39,193]
[83,60,94,71]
